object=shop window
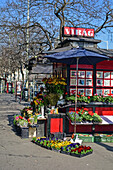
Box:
[96,71,113,96]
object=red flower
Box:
[86,146,91,150]
[88,96,90,99]
[84,108,88,111]
[28,118,30,122]
[71,134,74,139]
[81,111,84,114]
[88,112,94,116]
[65,92,68,95]
[78,148,83,153]
[19,116,23,119]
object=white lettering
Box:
[76,29,78,35]
[65,28,70,35]
[63,27,94,37]
[88,31,91,36]
[71,28,75,35]
[90,31,94,37]
[78,30,82,35]
[83,30,87,36]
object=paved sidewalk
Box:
[0,93,113,170]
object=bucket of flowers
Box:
[21,106,33,119]
[42,77,67,107]
[33,96,44,113]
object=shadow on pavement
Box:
[95,142,113,152]
[7,114,23,137]
[8,115,14,126]
[7,114,18,134]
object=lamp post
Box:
[26,0,30,101]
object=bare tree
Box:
[0,0,113,89]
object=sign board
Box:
[63,26,94,38]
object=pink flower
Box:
[16,117,19,120]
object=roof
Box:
[61,37,101,43]
[44,46,113,58]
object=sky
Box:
[0,0,113,50]
[96,31,113,50]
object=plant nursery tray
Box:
[78,136,94,143]
[94,136,113,143]
[60,151,70,155]
[52,148,61,153]
[70,151,93,158]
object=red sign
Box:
[63,27,94,38]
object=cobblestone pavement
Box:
[0,93,113,170]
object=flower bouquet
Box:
[46,93,59,106]
[33,96,44,113]
[42,77,67,96]
[13,115,28,127]
[21,106,33,119]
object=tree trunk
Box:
[28,70,30,102]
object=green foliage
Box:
[67,108,102,123]
[47,93,60,106]
[93,113,102,123]
[66,94,113,104]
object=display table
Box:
[66,118,113,134]
[58,102,113,135]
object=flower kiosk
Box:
[42,27,113,142]
[13,27,113,145]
